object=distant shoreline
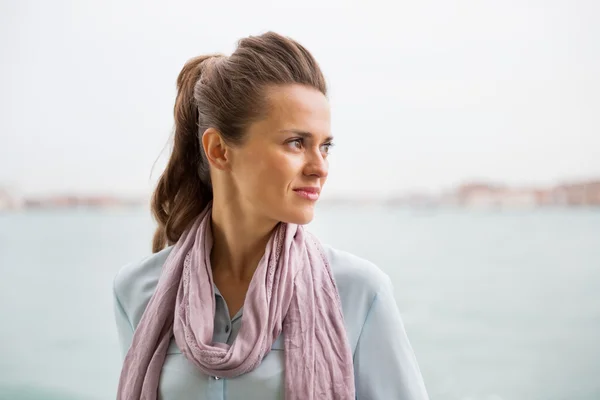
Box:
[1,178,599,211]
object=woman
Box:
[114,31,429,400]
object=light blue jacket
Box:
[114,244,429,399]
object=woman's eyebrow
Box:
[278,129,334,142]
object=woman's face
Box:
[229,84,332,225]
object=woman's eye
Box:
[288,139,303,149]
[321,142,334,155]
[287,139,334,155]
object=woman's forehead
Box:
[265,84,328,113]
[260,85,330,130]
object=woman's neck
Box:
[209,199,279,283]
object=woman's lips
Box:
[293,187,320,201]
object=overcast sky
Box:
[1,0,599,198]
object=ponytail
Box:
[150,55,221,253]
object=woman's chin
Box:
[282,208,315,226]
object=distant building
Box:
[0,188,23,211]
[455,183,505,208]
[497,188,538,208]
[454,180,600,209]
[20,194,146,210]
[553,181,600,206]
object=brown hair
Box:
[151,32,327,252]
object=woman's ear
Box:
[202,128,230,171]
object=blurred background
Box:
[1,1,599,399]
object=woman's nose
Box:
[303,149,328,178]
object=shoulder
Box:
[322,244,392,297]
[320,243,395,351]
[113,246,174,328]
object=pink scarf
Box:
[117,204,355,399]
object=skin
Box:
[201,84,334,318]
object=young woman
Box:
[114,31,429,400]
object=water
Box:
[0,206,599,400]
